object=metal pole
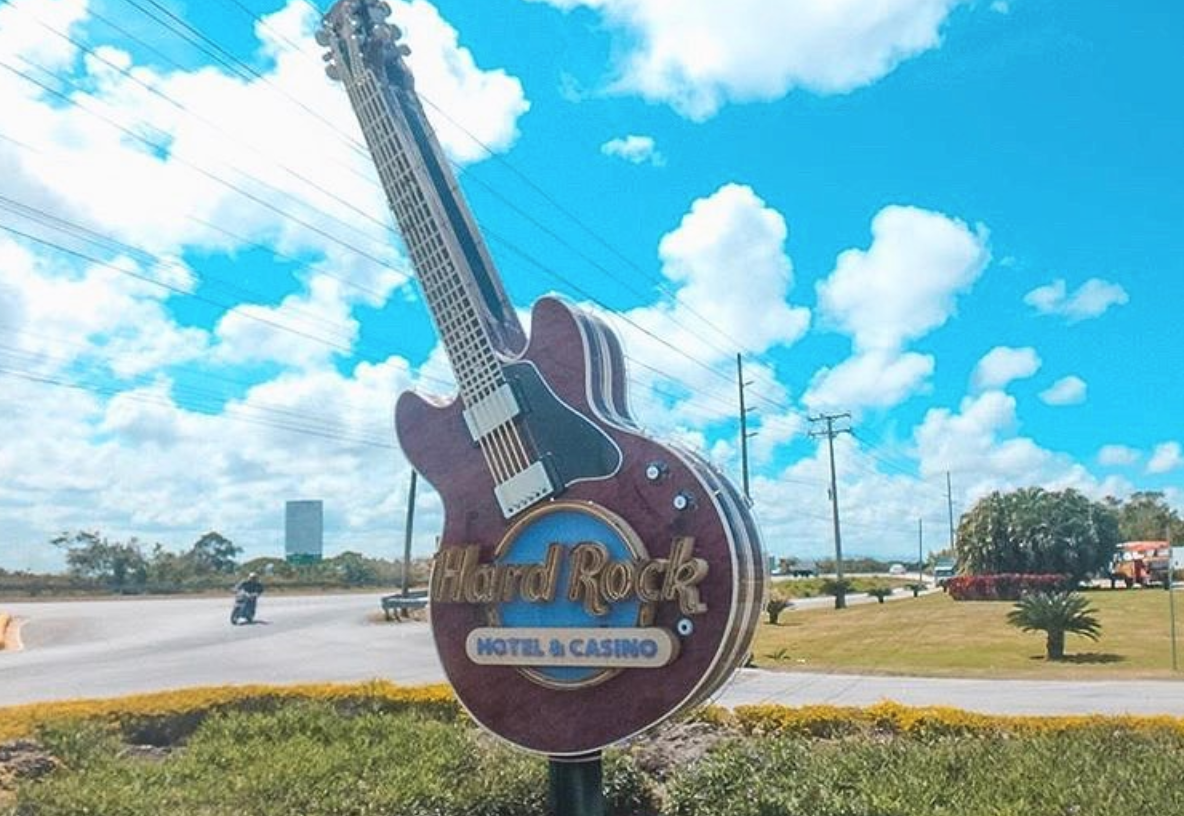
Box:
[401,470,418,597]
[918,518,924,584]
[737,354,750,502]
[946,471,956,550]
[1169,525,1178,672]
[825,417,846,609]
[548,753,604,816]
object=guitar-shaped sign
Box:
[318,0,764,756]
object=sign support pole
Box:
[548,753,604,816]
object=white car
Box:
[888,563,907,576]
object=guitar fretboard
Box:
[346,70,504,406]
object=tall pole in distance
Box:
[401,470,418,597]
[810,413,852,609]
[946,471,956,551]
[1169,524,1178,672]
[918,518,924,584]
[736,354,757,503]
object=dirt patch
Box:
[0,740,61,791]
[627,719,734,781]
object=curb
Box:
[0,612,21,653]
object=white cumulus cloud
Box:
[600,134,664,165]
[806,205,989,410]
[1148,442,1183,475]
[1024,277,1129,322]
[971,346,1041,391]
[1098,445,1140,467]
[527,0,967,119]
[1039,375,1087,406]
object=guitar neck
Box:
[339,32,524,406]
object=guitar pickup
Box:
[494,461,555,518]
[462,382,521,442]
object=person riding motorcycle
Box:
[231,572,265,625]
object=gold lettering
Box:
[567,541,610,615]
[523,543,564,602]
[637,559,667,602]
[432,546,477,603]
[662,537,708,615]
[602,560,636,602]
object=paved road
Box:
[3,594,1184,715]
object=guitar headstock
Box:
[316,0,412,87]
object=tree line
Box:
[955,489,1182,580]
[0,531,429,596]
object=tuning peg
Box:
[368,1,392,20]
[325,63,342,82]
[314,28,331,47]
[398,44,411,56]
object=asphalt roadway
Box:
[3,593,1184,715]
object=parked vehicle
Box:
[888,563,907,576]
[933,560,957,587]
[1109,541,1172,589]
[231,590,260,625]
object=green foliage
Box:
[9,696,1184,816]
[188,532,241,575]
[664,728,1184,816]
[956,488,1119,579]
[52,531,149,592]
[1107,491,1184,543]
[1006,591,1102,660]
[866,586,894,604]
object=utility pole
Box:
[809,412,852,609]
[736,354,757,503]
[918,518,924,584]
[1169,524,1178,672]
[946,471,956,550]
[401,470,418,597]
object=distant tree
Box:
[1106,492,1184,543]
[333,551,380,586]
[52,531,148,592]
[956,488,1119,580]
[1006,591,1102,660]
[866,586,894,604]
[188,531,241,575]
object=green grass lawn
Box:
[754,587,1184,678]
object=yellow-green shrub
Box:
[732,700,1184,740]
[0,681,458,742]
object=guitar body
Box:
[397,297,764,755]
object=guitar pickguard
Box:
[503,360,622,490]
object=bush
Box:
[946,573,1073,601]
[765,594,793,624]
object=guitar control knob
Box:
[672,491,695,512]
[644,461,668,482]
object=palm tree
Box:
[1006,591,1102,660]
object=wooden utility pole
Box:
[809,412,852,609]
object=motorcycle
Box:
[230,590,260,625]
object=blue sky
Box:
[0,0,1180,571]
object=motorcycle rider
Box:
[232,571,265,624]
